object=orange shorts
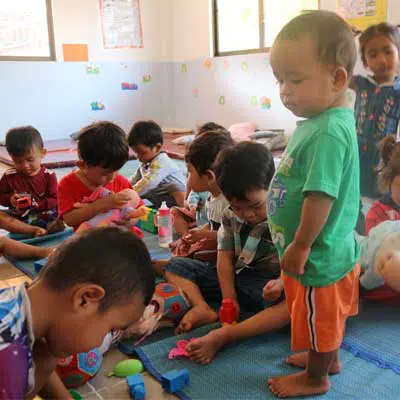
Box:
[282,265,360,353]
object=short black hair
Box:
[41,227,155,312]
[6,126,44,157]
[359,23,400,66]
[78,121,129,170]
[128,121,163,148]
[215,142,275,201]
[274,10,356,77]
[185,131,234,175]
[197,122,226,137]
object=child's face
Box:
[80,164,118,187]
[271,36,342,118]
[131,144,161,163]
[186,162,212,193]
[47,293,146,357]
[391,175,400,205]
[11,146,45,176]
[364,34,399,83]
[229,189,268,225]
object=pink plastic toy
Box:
[168,339,196,360]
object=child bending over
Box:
[128,121,186,208]
[58,122,133,230]
[366,136,400,234]
[268,11,360,397]
[165,143,290,364]
[0,126,63,237]
[154,131,233,275]
[0,227,154,399]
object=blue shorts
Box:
[163,257,282,312]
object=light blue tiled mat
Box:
[343,300,400,374]
[6,229,170,279]
[135,325,400,400]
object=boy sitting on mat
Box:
[164,142,290,363]
[0,227,154,399]
[58,122,133,231]
[0,126,64,237]
[128,120,186,208]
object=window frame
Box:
[212,0,320,57]
[0,0,56,61]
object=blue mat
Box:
[343,301,400,374]
[134,325,400,400]
[8,228,74,243]
[6,229,170,279]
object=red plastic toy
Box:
[16,195,32,210]
[219,298,238,325]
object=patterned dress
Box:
[353,75,400,198]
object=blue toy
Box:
[161,369,190,393]
[126,374,146,400]
[34,257,48,273]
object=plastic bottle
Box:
[219,298,238,325]
[157,201,173,248]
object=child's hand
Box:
[263,279,283,302]
[10,194,19,208]
[112,191,133,208]
[183,227,205,243]
[32,226,47,237]
[280,241,310,275]
[73,201,88,209]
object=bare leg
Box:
[286,351,341,374]
[186,300,289,364]
[171,191,185,207]
[164,271,217,334]
[1,237,54,259]
[152,259,169,276]
[171,208,191,237]
[0,211,47,236]
[268,349,336,398]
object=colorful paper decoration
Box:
[241,62,248,72]
[63,44,88,62]
[193,88,199,98]
[86,64,100,74]
[181,64,187,73]
[121,82,138,90]
[91,102,105,111]
[218,96,225,105]
[204,58,212,69]
[260,97,271,110]
[251,96,258,106]
[143,74,152,83]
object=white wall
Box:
[52,0,172,62]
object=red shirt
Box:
[0,167,58,212]
[57,171,132,220]
[365,198,400,235]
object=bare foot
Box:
[286,352,342,375]
[186,327,228,364]
[175,305,217,335]
[47,219,66,234]
[268,371,330,398]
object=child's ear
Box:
[155,143,162,152]
[41,148,47,158]
[333,66,348,91]
[205,169,217,182]
[72,284,105,314]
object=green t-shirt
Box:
[267,108,360,287]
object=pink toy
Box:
[75,188,146,234]
[168,339,197,360]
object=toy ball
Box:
[57,348,102,388]
[151,283,191,323]
[108,359,144,377]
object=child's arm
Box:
[133,157,175,195]
[63,191,132,228]
[281,192,333,275]
[0,174,15,208]
[216,211,239,309]
[36,172,58,211]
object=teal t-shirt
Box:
[267,108,360,287]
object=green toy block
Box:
[138,207,158,234]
